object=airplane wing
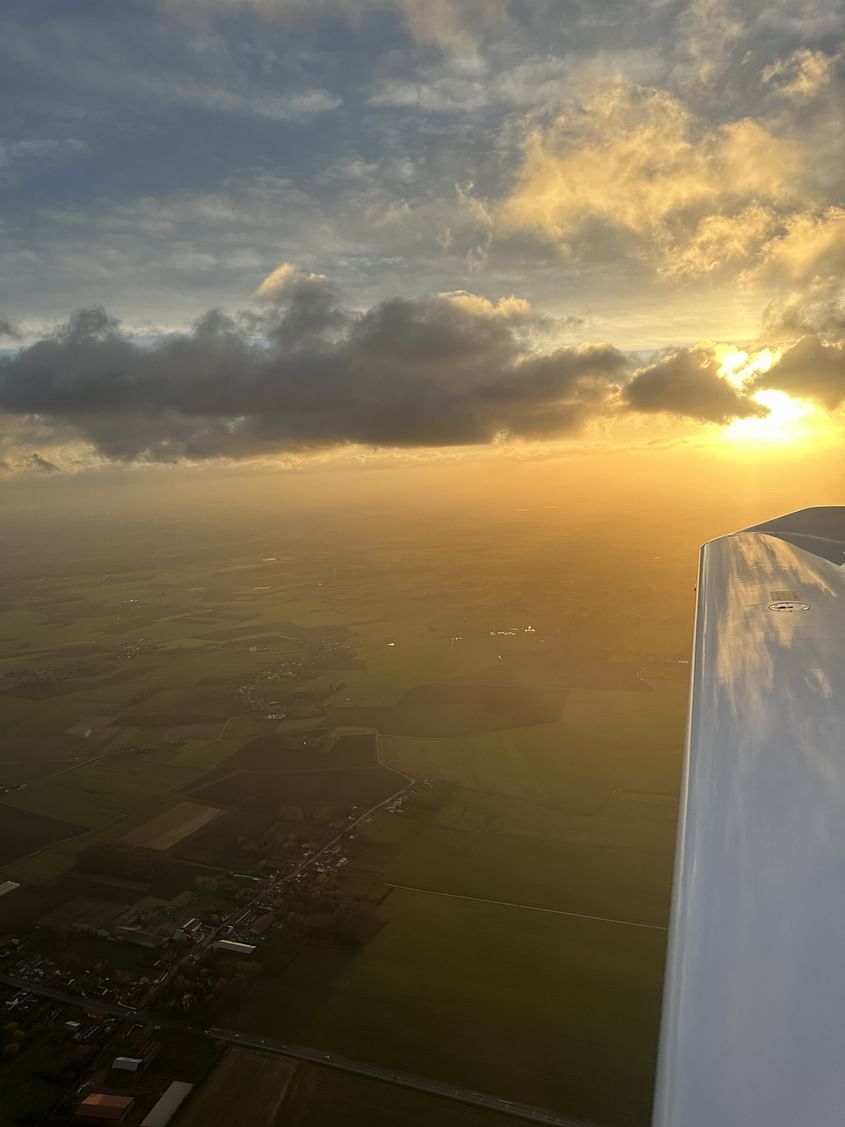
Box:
[652,506,845,1127]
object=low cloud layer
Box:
[2,268,843,471]
[756,335,845,408]
[624,348,768,423]
[0,277,629,464]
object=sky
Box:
[0,0,843,475]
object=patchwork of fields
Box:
[1,504,693,1126]
[226,889,666,1127]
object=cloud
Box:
[255,262,330,300]
[0,10,342,128]
[676,0,746,87]
[26,452,61,474]
[762,284,845,338]
[753,207,845,284]
[155,83,341,121]
[436,291,533,321]
[763,48,840,100]
[623,347,768,423]
[755,335,845,408]
[0,138,89,184]
[160,0,509,51]
[0,316,21,339]
[367,76,490,113]
[0,138,89,167]
[0,285,629,464]
[500,80,803,276]
[665,206,778,279]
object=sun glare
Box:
[712,345,824,446]
[717,346,778,388]
[722,389,818,445]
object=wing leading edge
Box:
[653,507,845,1127]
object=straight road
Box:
[0,972,593,1127]
[387,883,667,931]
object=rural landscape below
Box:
[1,467,699,1127]
[2,0,843,1122]
[3,453,840,1126]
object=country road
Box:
[387,883,668,931]
[0,972,594,1127]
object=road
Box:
[282,730,412,882]
[107,729,414,1047]
[0,972,593,1127]
[387,883,667,931]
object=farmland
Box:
[122,801,222,850]
[173,1052,532,1127]
[226,889,666,1127]
[0,805,83,864]
[173,1049,297,1127]
[0,488,696,1126]
[278,1063,529,1126]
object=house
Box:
[75,1093,134,1121]
[111,1056,144,1072]
[140,1081,194,1127]
[212,939,256,955]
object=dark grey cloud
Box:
[756,335,845,408]
[0,282,629,462]
[623,348,767,423]
[0,316,21,339]
[763,291,845,338]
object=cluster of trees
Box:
[0,1016,102,1084]
[305,899,383,948]
[193,874,246,900]
[158,952,262,1017]
[235,822,303,856]
[256,890,384,975]
[2,1020,25,1060]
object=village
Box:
[0,776,423,1124]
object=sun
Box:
[722,389,817,445]
[713,346,822,446]
[717,346,778,388]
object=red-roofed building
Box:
[75,1093,134,1121]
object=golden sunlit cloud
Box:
[437,291,532,319]
[752,207,845,284]
[762,47,839,101]
[500,81,803,276]
[255,261,328,300]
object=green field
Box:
[2,500,692,1127]
[349,781,675,926]
[174,1048,297,1127]
[379,683,685,813]
[279,1064,530,1126]
[227,890,665,1127]
[0,1038,66,1123]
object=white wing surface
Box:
[653,506,845,1127]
